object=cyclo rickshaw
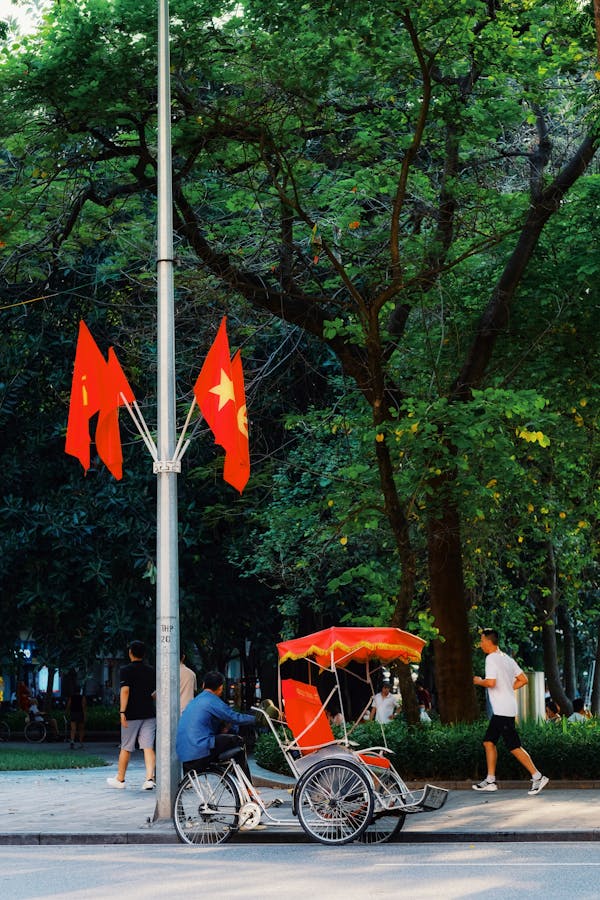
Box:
[173,626,448,845]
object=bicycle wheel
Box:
[296,758,374,845]
[358,765,407,843]
[24,720,46,743]
[0,720,9,741]
[358,810,405,844]
[174,768,241,845]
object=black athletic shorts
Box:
[483,714,522,751]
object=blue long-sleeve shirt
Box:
[176,689,255,763]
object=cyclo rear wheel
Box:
[295,758,374,845]
[358,768,406,843]
[174,767,241,845]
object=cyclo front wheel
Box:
[174,767,241,845]
[24,720,46,743]
[295,758,374,845]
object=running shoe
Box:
[472,779,498,792]
[528,775,549,795]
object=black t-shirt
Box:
[120,661,156,720]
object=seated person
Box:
[176,671,256,782]
[28,698,59,739]
[567,697,588,723]
[545,699,561,724]
[326,705,344,727]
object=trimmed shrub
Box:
[254,718,600,780]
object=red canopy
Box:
[277,626,424,668]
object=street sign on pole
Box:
[154,0,180,821]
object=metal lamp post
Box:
[154,0,180,821]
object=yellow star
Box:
[237,404,248,437]
[209,369,235,410]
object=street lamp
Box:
[153,0,180,822]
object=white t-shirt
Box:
[485,650,522,717]
[371,692,399,723]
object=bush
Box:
[2,705,119,734]
[254,718,600,780]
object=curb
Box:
[1,829,599,846]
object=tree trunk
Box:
[396,664,419,725]
[538,543,572,715]
[541,617,571,716]
[591,624,600,716]
[427,501,479,723]
[557,604,577,699]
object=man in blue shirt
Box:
[176,671,256,780]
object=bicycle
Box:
[173,746,285,846]
[24,713,67,743]
[0,718,10,742]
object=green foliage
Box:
[0,0,598,720]
[255,717,600,780]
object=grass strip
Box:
[0,748,108,771]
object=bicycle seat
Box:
[217,746,244,763]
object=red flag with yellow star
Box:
[223,350,249,493]
[194,317,250,492]
[65,320,107,472]
[95,347,135,480]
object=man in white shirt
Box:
[472,629,549,796]
[370,681,399,724]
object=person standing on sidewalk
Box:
[472,628,549,796]
[179,651,197,715]
[65,682,87,749]
[107,640,156,791]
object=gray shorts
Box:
[120,718,156,752]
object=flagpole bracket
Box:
[153,459,182,474]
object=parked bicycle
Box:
[24,712,67,743]
[0,718,10,742]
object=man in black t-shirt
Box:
[107,640,157,791]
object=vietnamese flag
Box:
[95,347,135,480]
[194,317,250,492]
[65,321,107,472]
[222,350,249,493]
[193,317,238,453]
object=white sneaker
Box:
[472,779,498,792]
[107,776,126,789]
[142,779,156,790]
[528,775,549,795]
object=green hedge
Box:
[254,718,600,781]
[2,705,119,733]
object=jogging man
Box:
[472,628,549,796]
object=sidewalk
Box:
[0,742,599,844]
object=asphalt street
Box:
[1,843,600,899]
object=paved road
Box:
[1,842,600,899]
